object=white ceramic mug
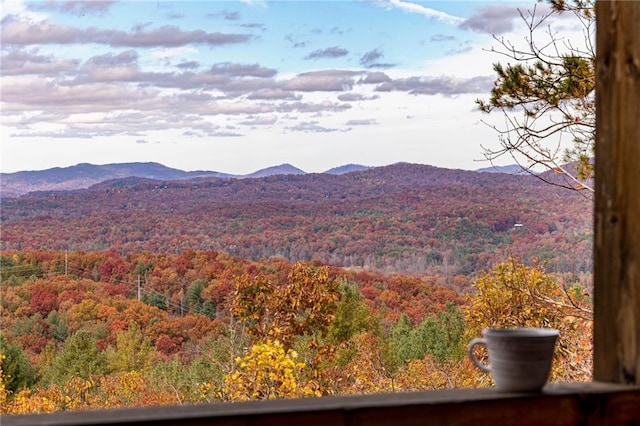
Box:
[467,327,559,392]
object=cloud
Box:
[239,115,278,126]
[283,70,360,92]
[182,123,225,137]
[1,48,79,76]
[377,0,464,25]
[239,0,267,7]
[337,93,378,102]
[374,75,494,95]
[430,34,455,43]
[277,101,351,114]
[359,49,395,69]
[176,61,200,70]
[0,16,254,47]
[192,101,273,116]
[305,47,349,60]
[241,23,266,31]
[345,119,378,126]
[222,10,241,21]
[70,63,276,95]
[1,78,164,114]
[1,0,496,151]
[446,45,473,56]
[447,46,473,56]
[360,72,391,84]
[87,50,138,66]
[459,5,522,35]
[286,121,339,133]
[363,62,394,69]
[211,130,243,137]
[108,26,254,48]
[285,34,308,48]
[32,0,116,16]
[223,78,282,95]
[149,46,198,63]
[209,62,277,78]
[247,89,300,100]
[360,49,383,65]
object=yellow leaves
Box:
[231,262,340,348]
[223,340,317,401]
[394,357,449,391]
[4,388,57,414]
[466,259,564,333]
[1,371,184,414]
[0,356,9,414]
[95,371,147,408]
[197,381,221,402]
[464,259,593,383]
[336,332,393,395]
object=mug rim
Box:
[482,327,559,337]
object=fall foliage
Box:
[1,163,592,280]
[0,250,592,414]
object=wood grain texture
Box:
[3,383,639,426]
[594,0,640,385]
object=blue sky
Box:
[0,0,584,174]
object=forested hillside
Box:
[1,250,591,413]
[0,162,366,197]
[1,163,593,284]
[0,163,594,413]
[0,162,232,198]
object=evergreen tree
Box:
[477,0,595,192]
[0,334,37,393]
[106,322,154,373]
[44,330,107,385]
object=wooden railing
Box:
[4,382,639,426]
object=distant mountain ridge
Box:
[324,164,371,175]
[475,164,527,175]
[244,164,306,179]
[0,162,593,277]
[0,161,369,197]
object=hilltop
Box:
[0,162,592,282]
[1,162,370,197]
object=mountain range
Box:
[0,162,593,280]
[0,161,532,199]
[0,162,373,197]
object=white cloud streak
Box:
[380,0,464,25]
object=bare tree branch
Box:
[477,0,595,193]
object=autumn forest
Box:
[0,163,593,413]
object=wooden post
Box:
[594,0,640,384]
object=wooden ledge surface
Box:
[4,382,640,426]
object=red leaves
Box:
[30,286,59,317]
[155,335,183,356]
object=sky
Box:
[0,0,587,174]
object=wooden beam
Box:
[594,0,640,384]
[3,383,639,426]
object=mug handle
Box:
[468,338,491,373]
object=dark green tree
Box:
[327,281,377,345]
[388,313,416,370]
[44,330,107,385]
[187,279,205,313]
[45,310,69,342]
[0,334,37,393]
[142,292,167,311]
[389,303,466,369]
[186,279,216,319]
